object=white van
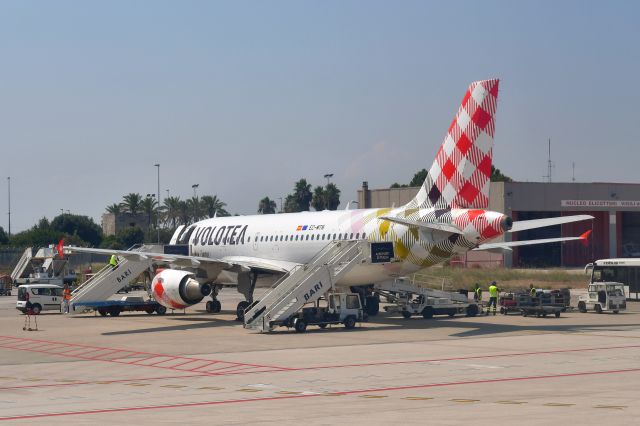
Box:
[16,284,63,314]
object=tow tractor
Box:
[279,293,364,333]
[578,282,626,314]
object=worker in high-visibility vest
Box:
[488,281,499,315]
[109,254,118,269]
[473,283,482,303]
[62,284,71,314]
[529,284,537,297]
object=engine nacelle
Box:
[151,269,211,310]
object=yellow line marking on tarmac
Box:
[496,401,527,405]
[403,397,434,401]
[277,391,302,395]
[544,403,575,407]
[450,399,480,403]
[23,378,45,381]
[0,377,15,380]
[359,395,387,399]
[160,385,187,389]
[198,386,223,391]
[594,405,626,410]
[238,388,262,392]
[57,379,78,382]
[95,381,112,384]
[125,383,150,387]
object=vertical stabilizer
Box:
[407,79,500,210]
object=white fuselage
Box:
[172,207,507,286]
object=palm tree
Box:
[187,196,203,222]
[162,196,182,229]
[201,195,229,218]
[258,197,277,214]
[105,203,121,215]
[311,186,325,211]
[141,196,157,235]
[177,200,192,225]
[284,194,298,213]
[324,183,341,210]
[121,193,143,215]
[293,178,312,211]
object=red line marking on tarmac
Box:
[146,357,178,367]
[282,344,640,372]
[186,361,219,371]
[0,336,289,372]
[3,367,640,421]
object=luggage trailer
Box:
[374,279,480,319]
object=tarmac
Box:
[1,288,639,425]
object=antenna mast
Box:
[543,138,554,183]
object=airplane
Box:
[66,79,593,319]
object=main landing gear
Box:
[205,284,222,314]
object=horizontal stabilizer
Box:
[475,230,592,251]
[380,216,464,235]
[510,214,593,233]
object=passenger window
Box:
[248,236,251,242]
[350,233,354,239]
[285,235,288,241]
[356,233,360,239]
[37,288,50,296]
[321,234,325,240]
[311,235,315,240]
[295,235,299,241]
[362,232,366,239]
[333,233,336,240]
[306,235,310,240]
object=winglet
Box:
[579,230,592,247]
[55,239,65,259]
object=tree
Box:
[293,178,313,211]
[121,193,143,214]
[116,227,144,248]
[178,200,192,225]
[141,196,158,236]
[284,194,299,213]
[187,197,203,222]
[162,196,182,229]
[390,183,408,188]
[105,203,121,215]
[51,214,103,247]
[201,195,229,218]
[409,169,428,187]
[0,226,8,245]
[324,183,341,210]
[311,186,326,211]
[258,197,277,214]
[491,165,513,182]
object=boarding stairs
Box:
[70,247,153,313]
[244,240,369,332]
[10,248,32,283]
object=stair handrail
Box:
[71,263,120,297]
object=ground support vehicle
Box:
[375,279,479,319]
[73,296,167,317]
[502,293,564,318]
[16,284,63,314]
[577,282,626,314]
[275,293,364,333]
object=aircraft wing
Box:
[63,246,295,274]
[474,230,592,251]
[509,214,593,233]
[379,216,463,234]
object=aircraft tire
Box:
[236,301,250,321]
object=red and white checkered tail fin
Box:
[408,79,500,210]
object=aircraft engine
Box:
[151,269,211,309]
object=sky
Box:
[1,0,639,232]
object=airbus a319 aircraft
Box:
[67,79,592,318]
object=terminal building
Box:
[358,181,640,268]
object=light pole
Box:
[7,177,10,237]
[278,197,283,213]
[324,173,334,185]
[146,193,156,240]
[191,184,199,221]
[154,164,160,244]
